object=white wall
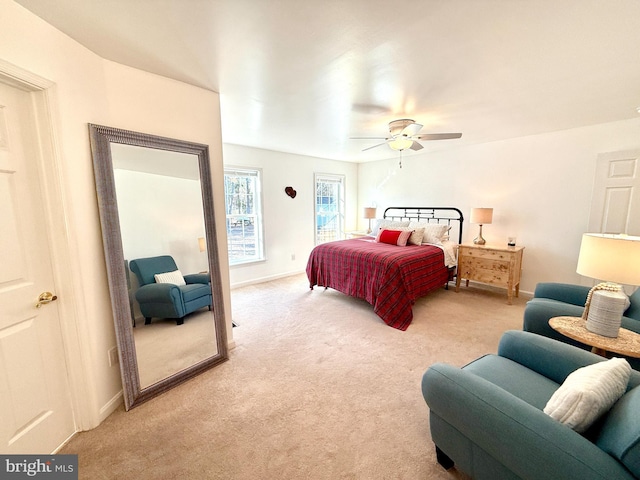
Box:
[358,117,640,293]
[1,0,230,427]
[114,169,209,274]
[222,144,359,288]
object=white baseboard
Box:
[98,390,123,424]
[230,269,305,289]
[454,279,533,299]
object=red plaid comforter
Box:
[306,237,449,330]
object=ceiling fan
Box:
[352,118,462,152]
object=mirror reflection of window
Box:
[224,167,264,265]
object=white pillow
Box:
[409,222,450,245]
[154,269,186,286]
[368,219,410,237]
[543,357,631,433]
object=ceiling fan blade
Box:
[409,141,424,151]
[415,132,462,141]
[349,136,387,140]
[362,141,388,152]
[401,122,423,137]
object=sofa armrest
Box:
[184,273,210,285]
[135,283,182,304]
[422,363,635,480]
[534,282,591,306]
[498,330,604,385]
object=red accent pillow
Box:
[376,228,413,246]
[379,229,402,245]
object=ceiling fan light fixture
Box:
[388,137,413,151]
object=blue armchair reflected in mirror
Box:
[129,255,212,326]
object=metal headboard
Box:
[383,207,464,244]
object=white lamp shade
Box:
[470,207,493,225]
[198,237,206,252]
[577,233,640,286]
[363,207,377,219]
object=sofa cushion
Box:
[463,354,560,410]
[544,358,631,433]
[179,283,211,303]
[595,386,640,477]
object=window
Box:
[314,173,345,244]
[224,168,264,264]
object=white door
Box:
[588,149,640,236]
[0,81,75,453]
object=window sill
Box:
[229,258,266,268]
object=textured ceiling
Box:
[15,0,640,161]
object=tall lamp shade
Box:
[577,233,640,337]
[364,207,377,233]
[470,207,493,245]
[198,237,206,252]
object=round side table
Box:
[549,316,640,358]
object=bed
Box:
[306,207,464,330]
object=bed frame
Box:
[382,207,464,244]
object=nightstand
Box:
[455,243,525,304]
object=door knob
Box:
[36,291,58,308]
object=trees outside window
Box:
[224,168,264,264]
[314,173,345,244]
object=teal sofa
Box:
[422,330,640,480]
[129,255,212,325]
[523,282,640,369]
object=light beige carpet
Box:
[133,309,218,388]
[60,274,527,479]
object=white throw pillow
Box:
[154,269,186,286]
[543,357,631,433]
[409,222,450,245]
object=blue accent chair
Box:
[422,330,640,480]
[523,282,640,369]
[129,255,212,326]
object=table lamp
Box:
[198,237,206,252]
[364,207,377,233]
[576,233,640,337]
[470,207,493,245]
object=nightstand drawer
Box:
[458,258,509,284]
[459,247,512,262]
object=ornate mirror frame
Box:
[89,124,228,410]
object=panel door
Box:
[588,149,640,235]
[0,81,75,453]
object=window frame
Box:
[314,172,346,245]
[224,166,265,266]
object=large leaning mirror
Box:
[89,124,228,410]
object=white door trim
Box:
[0,58,99,433]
